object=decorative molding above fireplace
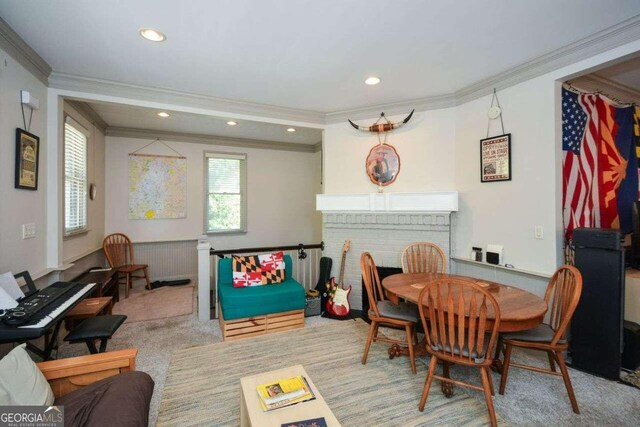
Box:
[316,192,458,213]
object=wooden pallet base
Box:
[219,309,304,341]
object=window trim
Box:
[203,151,248,235]
[63,115,90,238]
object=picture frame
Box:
[15,128,40,190]
[365,143,400,186]
[480,133,511,182]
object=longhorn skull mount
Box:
[348,109,415,133]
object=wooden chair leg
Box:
[480,366,498,427]
[554,350,580,414]
[125,273,130,298]
[362,320,377,365]
[485,366,495,396]
[405,324,416,374]
[144,267,151,290]
[498,342,513,395]
[547,350,557,372]
[419,355,438,411]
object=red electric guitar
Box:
[326,240,351,317]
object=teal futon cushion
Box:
[218,255,305,320]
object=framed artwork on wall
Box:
[480,133,511,182]
[365,143,400,186]
[14,128,40,190]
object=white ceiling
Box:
[84,101,322,144]
[1,0,639,113]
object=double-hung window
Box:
[64,117,89,236]
[205,152,247,233]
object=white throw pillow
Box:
[0,344,54,405]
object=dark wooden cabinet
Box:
[73,268,119,303]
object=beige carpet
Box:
[113,284,194,323]
[157,319,504,426]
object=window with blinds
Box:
[64,118,88,236]
[205,152,247,233]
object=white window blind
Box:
[205,152,247,233]
[64,118,88,236]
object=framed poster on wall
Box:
[480,133,511,182]
[14,128,40,190]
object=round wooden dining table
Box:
[381,272,548,396]
[383,272,548,332]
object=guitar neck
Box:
[338,251,347,284]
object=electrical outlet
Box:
[22,223,36,239]
[534,225,544,239]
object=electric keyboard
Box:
[18,283,95,328]
[0,281,96,342]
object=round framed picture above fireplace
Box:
[365,143,400,187]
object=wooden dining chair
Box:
[401,242,446,274]
[417,278,501,427]
[361,252,418,374]
[102,233,150,298]
[497,265,582,414]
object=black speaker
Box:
[571,228,625,380]
[486,252,499,265]
[622,321,640,370]
[632,201,640,268]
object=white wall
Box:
[323,109,456,193]
[454,76,558,273]
[61,102,106,264]
[105,136,322,248]
[454,40,640,275]
[0,47,49,278]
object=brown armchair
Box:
[37,349,154,427]
[37,348,138,397]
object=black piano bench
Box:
[63,315,127,354]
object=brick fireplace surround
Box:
[317,192,458,311]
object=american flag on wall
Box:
[562,88,639,241]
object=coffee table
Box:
[239,365,341,427]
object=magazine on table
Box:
[256,376,315,411]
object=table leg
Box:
[441,361,454,397]
[240,385,250,427]
[491,337,504,373]
[388,335,429,359]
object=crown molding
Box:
[106,126,320,153]
[4,11,639,125]
[49,72,327,125]
[453,13,640,106]
[325,14,640,123]
[0,17,51,85]
[325,93,456,123]
[65,100,109,133]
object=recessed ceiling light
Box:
[157,112,170,118]
[227,121,238,126]
[365,76,381,85]
[287,128,296,133]
[139,28,166,42]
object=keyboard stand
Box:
[25,320,64,360]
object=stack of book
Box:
[256,376,316,411]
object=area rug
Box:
[156,320,504,426]
[112,283,193,323]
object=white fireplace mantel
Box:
[316,192,458,213]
